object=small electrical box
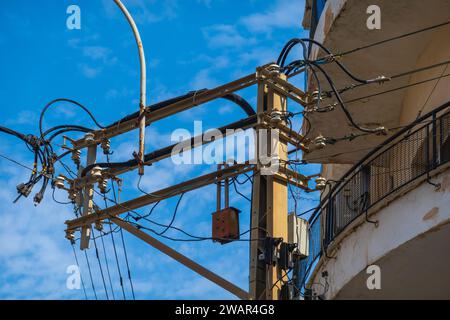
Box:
[288,213,309,258]
[212,207,240,244]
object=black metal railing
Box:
[298,101,450,289]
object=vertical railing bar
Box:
[432,112,437,169]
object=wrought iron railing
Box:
[298,101,450,290]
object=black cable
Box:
[105,201,127,300]
[91,229,110,300]
[135,200,161,221]
[51,187,72,205]
[100,233,116,300]
[106,155,135,300]
[83,250,98,300]
[231,178,251,202]
[309,61,385,133]
[97,185,271,242]
[325,58,450,97]
[118,228,136,300]
[157,193,185,236]
[71,242,88,300]
[336,20,450,57]
[107,90,255,129]
[339,72,450,107]
[39,98,104,138]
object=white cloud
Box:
[197,0,213,8]
[202,24,256,49]
[188,55,230,89]
[102,0,178,24]
[82,46,113,63]
[238,46,279,65]
[241,0,304,34]
[189,69,219,89]
[6,110,38,126]
[78,63,102,79]
[0,169,80,299]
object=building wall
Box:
[400,28,450,125]
[309,168,450,299]
[303,0,450,299]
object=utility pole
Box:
[250,69,289,300]
[63,63,316,300]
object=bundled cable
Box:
[277,37,388,134]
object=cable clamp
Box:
[132,151,144,167]
[373,75,391,84]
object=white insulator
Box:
[90,166,103,180]
[270,110,283,124]
[84,132,95,142]
[315,177,327,190]
[54,175,66,189]
[98,179,108,194]
[71,149,81,165]
[101,139,111,155]
[267,63,281,75]
[314,135,327,149]
[309,91,321,105]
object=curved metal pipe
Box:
[114,0,147,175]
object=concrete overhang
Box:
[303,0,450,164]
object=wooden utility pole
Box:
[80,137,97,250]
[250,70,289,300]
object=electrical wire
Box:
[100,232,116,300]
[39,98,104,138]
[91,229,110,300]
[118,227,136,300]
[335,20,450,57]
[106,157,136,300]
[157,193,185,236]
[83,250,98,300]
[71,242,88,300]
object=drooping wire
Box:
[335,20,450,57]
[70,242,88,300]
[100,231,116,300]
[104,198,127,300]
[107,154,136,300]
[118,228,136,299]
[91,229,110,300]
[157,193,185,236]
[83,249,98,300]
[39,98,105,138]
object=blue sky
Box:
[0,0,319,299]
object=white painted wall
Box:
[309,168,450,299]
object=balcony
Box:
[298,101,450,299]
